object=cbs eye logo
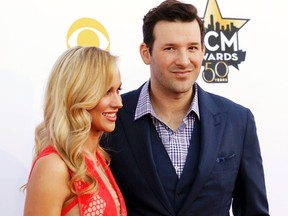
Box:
[66,17,110,51]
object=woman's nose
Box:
[113,94,123,109]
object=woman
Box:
[23,46,127,216]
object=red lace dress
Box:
[27,146,127,216]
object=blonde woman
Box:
[24,46,127,216]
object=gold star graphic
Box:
[203,0,249,30]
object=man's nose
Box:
[175,51,190,66]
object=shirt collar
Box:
[135,80,200,121]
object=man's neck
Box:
[150,88,193,130]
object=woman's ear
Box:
[139,43,151,65]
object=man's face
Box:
[142,20,205,97]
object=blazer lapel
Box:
[178,84,227,215]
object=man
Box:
[103,0,269,215]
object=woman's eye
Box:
[117,87,122,94]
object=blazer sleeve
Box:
[232,109,269,215]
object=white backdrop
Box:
[0,0,287,215]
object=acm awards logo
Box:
[202,0,249,83]
[66,17,110,51]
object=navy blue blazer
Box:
[103,83,269,216]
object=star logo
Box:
[203,0,248,30]
[202,0,249,83]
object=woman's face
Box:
[89,70,123,136]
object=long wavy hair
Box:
[34,46,117,195]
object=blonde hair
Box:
[34,46,117,195]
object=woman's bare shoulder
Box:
[24,153,72,215]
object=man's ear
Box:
[139,43,151,65]
[202,42,206,55]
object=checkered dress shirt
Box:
[135,81,200,178]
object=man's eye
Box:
[189,46,198,51]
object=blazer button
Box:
[176,191,183,196]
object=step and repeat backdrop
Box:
[1,0,287,215]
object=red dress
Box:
[27,146,127,216]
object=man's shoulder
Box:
[197,84,249,113]
[117,84,145,116]
[121,84,145,103]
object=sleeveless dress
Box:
[27,146,127,216]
